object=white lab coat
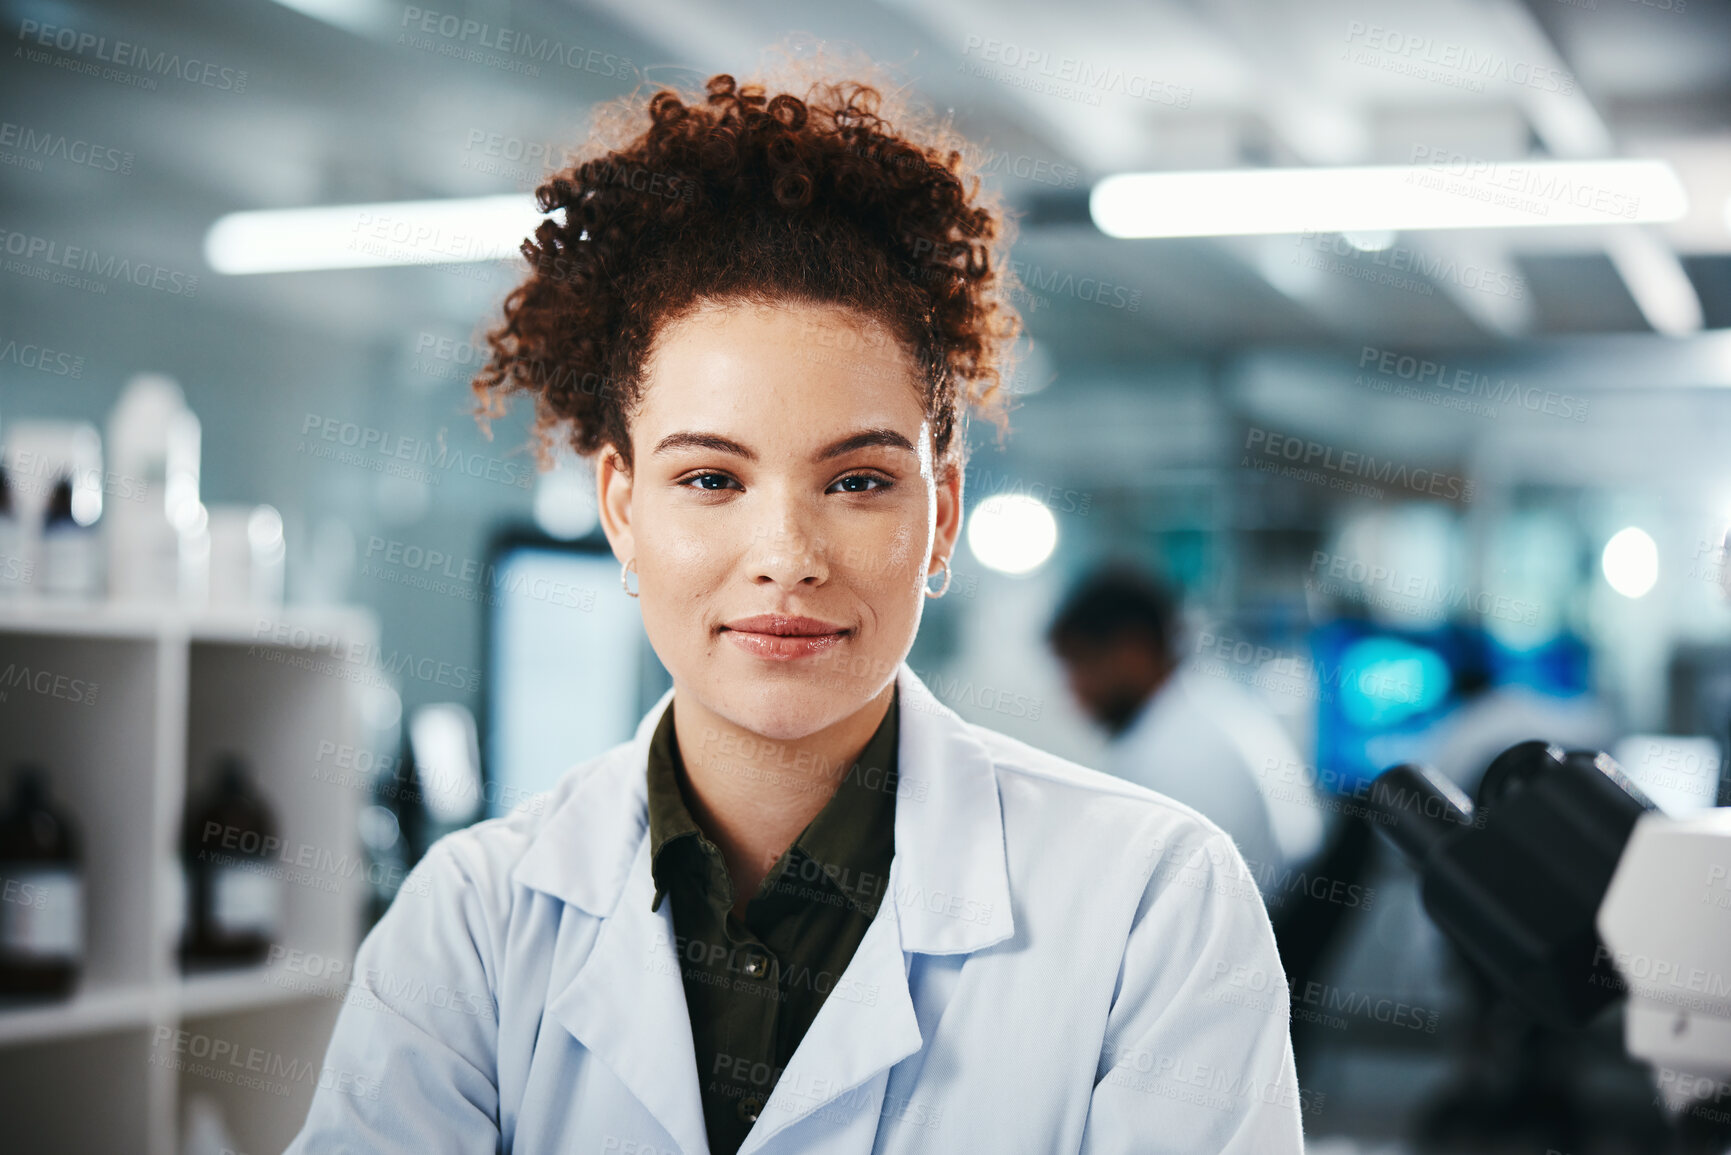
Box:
[286,662,1306,1154]
[1106,660,1324,894]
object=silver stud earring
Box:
[620,558,640,598]
[924,556,952,599]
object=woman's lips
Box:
[721,615,850,661]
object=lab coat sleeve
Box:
[1080,819,1306,1155]
[284,835,503,1154]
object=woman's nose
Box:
[749,500,829,588]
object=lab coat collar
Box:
[512,661,1013,1153]
[882,661,1016,954]
[512,661,1014,954]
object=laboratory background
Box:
[2,0,1730,1151]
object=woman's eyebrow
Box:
[651,428,916,462]
[814,428,917,461]
[652,431,754,460]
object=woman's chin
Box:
[699,679,870,745]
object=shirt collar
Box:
[511,663,1013,955]
[642,701,704,910]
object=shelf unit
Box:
[0,599,378,1155]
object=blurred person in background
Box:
[1049,566,1385,1082]
[1047,565,1325,890]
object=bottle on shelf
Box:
[106,372,204,604]
[40,475,103,598]
[180,754,283,968]
[0,765,85,999]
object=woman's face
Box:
[596,298,962,742]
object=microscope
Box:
[1367,741,1731,1153]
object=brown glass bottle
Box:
[181,755,282,968]
[0,765,85,998]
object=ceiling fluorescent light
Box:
[266,0,397,37]
[205,195,545,275]
[1090,160,1688,239]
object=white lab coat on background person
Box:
[285,663,1306,1155]
[1104,659,1325,896]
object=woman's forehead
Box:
[635,300,929,432]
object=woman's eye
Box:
[681,472,739,492]
[832,473,892,494]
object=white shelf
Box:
[0,969,347,1047]
[175,964,348,1019]
[0,598,374,646]
[0,599,378,1155]
[0,984,165,1048]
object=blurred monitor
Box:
[483,532,670,818]
[1488,630,1594,697]
[1311,619,1487,794]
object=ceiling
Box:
[3,0,1731,372]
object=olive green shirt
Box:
[646,686,900,1155]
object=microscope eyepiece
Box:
[1366,763,1475,866]
[1476,739,1568,809]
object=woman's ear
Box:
[595,443,636,565]
[933,454,964,567]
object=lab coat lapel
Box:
[547,834,711,1155]
[736,885,920,1154]
[736,664,1015,1152]
[521,687,712,1155]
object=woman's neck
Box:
[669,681,896,919]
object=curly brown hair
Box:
[469,60,1022,477]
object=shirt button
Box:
[742,953,768,978]
[738,1094,765,1124]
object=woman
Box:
[287,65,1305,1155]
